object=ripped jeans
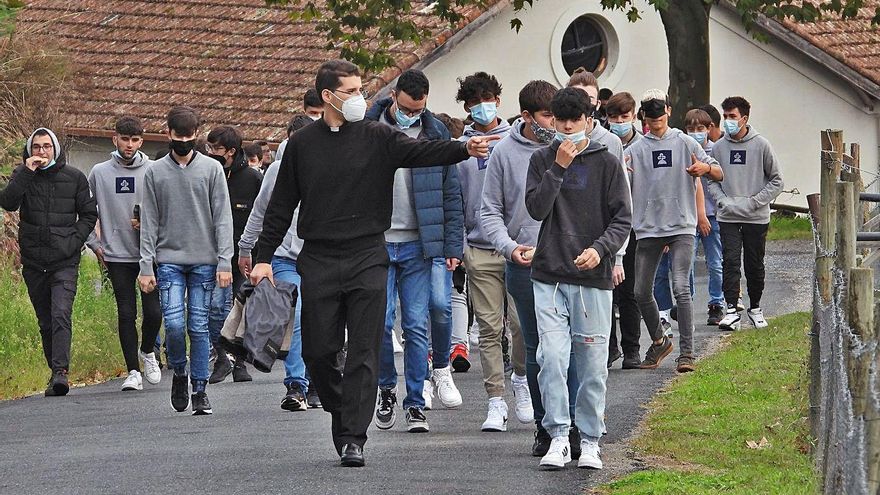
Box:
[533,280,612,440]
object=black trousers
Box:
[105,262,163,372]
[23,265,79,372]
[719,222,769,309]
[297,234,389,453]
[610,232,641,355]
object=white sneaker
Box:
[469,323,480,348]
[747,307,768,328]
[422,380,434,410]
[578,439,603,469]
[432,366,462,408]
[139,350,161,384]
[392,331,404,354]
[719,308,741,331]
[540,436,572,470]
[511,374,534,424]
[121,370,142,391]
[481,398,508,432]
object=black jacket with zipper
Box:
[224,151,263,258]
[0,150,98,271]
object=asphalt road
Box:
[0,240,811,495]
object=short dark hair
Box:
[684,109,712,128]
[433,112,464,139]
[395,69,430,100]
[700,104,721,126]
[303,88,322,109]
[604,92,636,117]
[166,106,200,136]
[566,67,598,90]
[455,72,502,104]
[243,142,263,160]
[289,114,313,135]
[315,59,360,95]
[115,116,143,136]
[551,87,593,121]
[206,125,243,151]
[255,140,268,147]
[721,96,751,117]
[518,80,557,114]
[598,88,613,100]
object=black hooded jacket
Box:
[223,151,262,257]
[0,128,98,271]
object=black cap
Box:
[640,99,668,119]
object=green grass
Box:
[768,215,812,241]
[598,312,818,495]
[0,256,127,399]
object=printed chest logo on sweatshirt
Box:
[561,163,588,190]
[652,150,673,169]
[730,150,747,165]
[115,177,135,194]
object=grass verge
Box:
[597,312,817,495]
[768,214,812,241]
[0,256,127,399]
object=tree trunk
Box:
[658,1,711,129]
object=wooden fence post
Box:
[808,192,823,444]
[818,130,843,304]
[837,182,856,280]
[867,300,880,494]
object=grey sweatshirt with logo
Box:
[455,119,511,250]
[625,127,718,240]
[707,126,783,224]
[238,160,303,261]
[86,150,152,263]
[139,152,234,276]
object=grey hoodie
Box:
[86,150,152,263]
[139,152,234,276]
[456,119,511,249]
[238,160,303,261]
[626,127,718,240]
[480,118,545,260]
[590,121,625,166]
[707,126,783,224]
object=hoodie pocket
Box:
[106,228,139,258]
[640,198,685,232]
[514,225,541,247]
[719,196,755,218]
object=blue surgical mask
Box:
[469,102,497,126]
[394,107,421,129]
[555,130,587,144]
[688,131,708,145]
[609,121,632,138]
[723,118,742,136]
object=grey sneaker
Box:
[675,355,695,373]
[375,388,397,430]
[640,337,673,369]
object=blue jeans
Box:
[653,252,695,312]
[507,263,578,424]
[156,264,216,383]
[533,281,612,440]
[272,256,309,393]
[379,241,431,409]
[208,285,232,346]
[695,216,724,306]
[429,258,453,370]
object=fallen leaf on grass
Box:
[746,437,771,450]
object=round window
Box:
[561,16,608,76]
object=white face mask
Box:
[331,93,367,123]
[308,115,321,121]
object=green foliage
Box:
[768,214,813,241]
[599,312,818,495]
[0,256,127,399]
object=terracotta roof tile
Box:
[781,1,880,87]
[19,0,499,141]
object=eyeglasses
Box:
[204,143,226,154]
[334,88,370,100]
[31,144,54,152]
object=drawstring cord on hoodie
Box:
[551,283,589,319]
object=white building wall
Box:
[67,137,168,175]
[421,0,880,205]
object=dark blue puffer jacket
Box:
[366,97,464,259]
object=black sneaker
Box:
[405,407,429,433]
[49,369,69,396]
[208,352,233,384]
[607,348,622,369]
[640,337,673,369]
[281,383,307,412]
[569,426,582,460]
[306,384,321,408]
[171,374,189,412]
[191,392,213,415]
[707,304,725,326]
[375,388,397,430]
[622,352,642,369]
[232,362,252,382]
[532,427,551,456]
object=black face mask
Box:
[170,139,195,156]
[208,154,227,167]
